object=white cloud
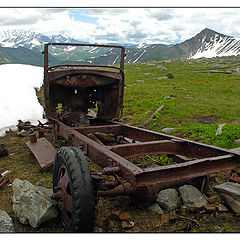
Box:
[0,8,240,45]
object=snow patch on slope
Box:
[0,64,45,136]
[192,34,240,59]
[133,50,146,63]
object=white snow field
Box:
[0,64,45,136]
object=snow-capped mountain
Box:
[190,28,240,59]
[0,28,240,66]
[121,28,240,63]
[0,30,42,49]
[0,30,84,50]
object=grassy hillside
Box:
[0,46,60,66]
[121,56,240,149]
[1,56,240,233]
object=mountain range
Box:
[0,28,239,66]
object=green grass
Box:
[122,57,240,149]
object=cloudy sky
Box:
[0,7,240,45]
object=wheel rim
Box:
[53,165,73,229]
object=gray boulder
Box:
[214,182,240,213]
[166,73,174,79]
[0,210,15,233]
[214,182,240,199]
[12,178,58,228]
[156,188,180,211]
[147,202,163,214]
[179,185,208,209]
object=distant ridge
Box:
[0,28,240,66]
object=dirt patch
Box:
[193,115,219,124]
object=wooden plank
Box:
[26,137,57,169]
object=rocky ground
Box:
[1,130,240,233]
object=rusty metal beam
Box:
[135,154,238,188]
[73,124,122,136]
[109,139,185,158]
[53,119,240,187]
[110,121,238,158]
[55,120,142,185]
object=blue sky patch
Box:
[68,10,98,24]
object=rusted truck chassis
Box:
[27,43,240,232]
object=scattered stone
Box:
[94,226,103,233]
[156,188,180,211]
[144,73,150,75]
[17,129,32,137]
[0,210,15,233]
[218,204,228,212]
[147,64,155,66]
[119,212,131,221]
[178,185,208,209]
[161,128,176,134]
[157,65,167,71]
[147,203,163,214]
[234,139,240,145]
[121,221,134,229]
[166,73,174,79]
[12,178,58,228]
[204,204,217,212]
[154,76,168,80]
[136,80,144,83]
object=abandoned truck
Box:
[25,43,240,232]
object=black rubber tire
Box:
[53,146,95,232]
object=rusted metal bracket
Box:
[26,137,57,169]
[0,170,11,187]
